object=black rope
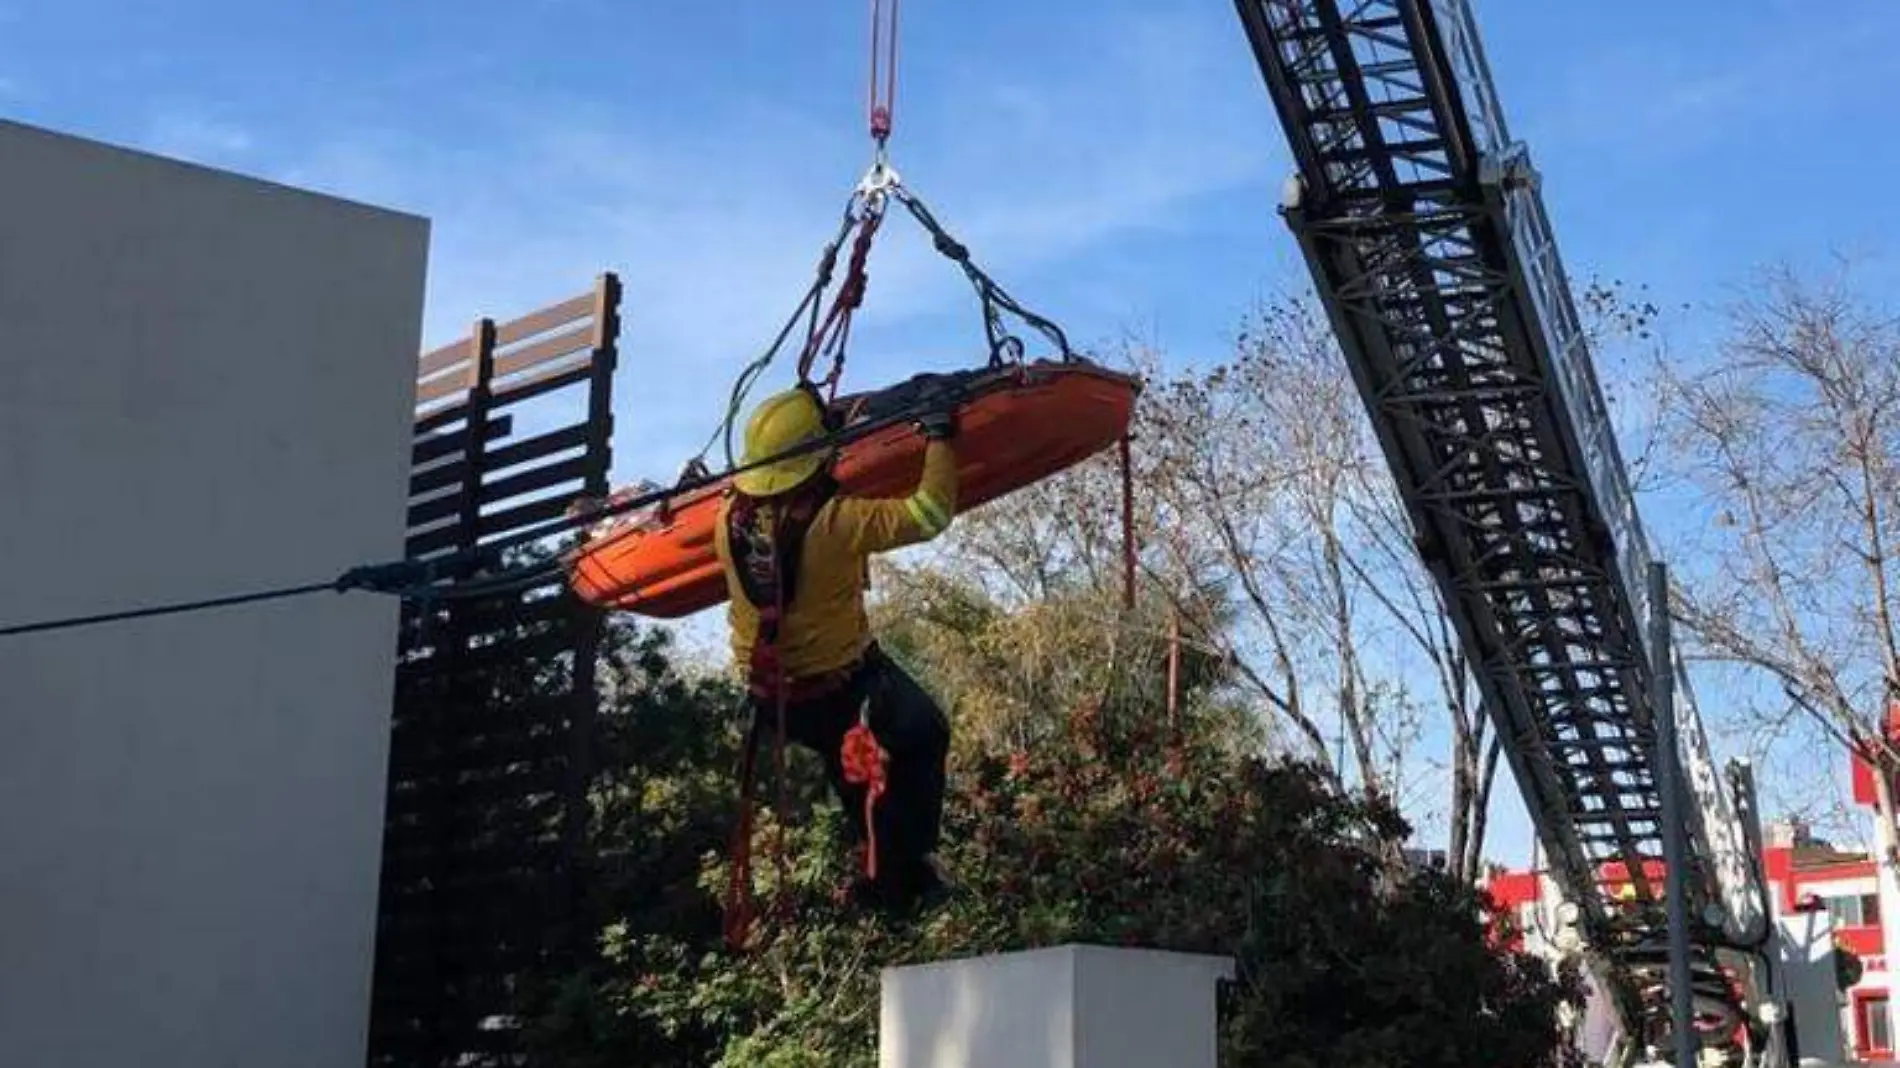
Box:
[892,186,1076,363]
[0,581,342,638]
[702,179,1069,471]
[0,378,970,640]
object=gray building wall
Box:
[0,119,428,1068]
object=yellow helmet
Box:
[733,387,834,497]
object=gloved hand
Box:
[916,409,957,441]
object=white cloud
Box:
[142,112,254,165]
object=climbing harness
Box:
[699,72,1089,938]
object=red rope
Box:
[798,209,884,389]
[723,682,794,952]
[841,716,889,879]
[868,0,900,142]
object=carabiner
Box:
[855,143,902,208]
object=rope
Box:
[0,580,342,638]
[700,179,891,470]
[721,687,795,953]
[0,380,967,641]
[797,200,886,393]
[891,186,1076,364]
[868,0,901,143]
[841,712,889,880]
[703,201,861,470]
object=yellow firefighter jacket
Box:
[714,440,958,682]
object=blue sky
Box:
[8,0,1894,466]
[5,0,1897,863]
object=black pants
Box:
[753,648,949,891]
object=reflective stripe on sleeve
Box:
[906,491,952,537]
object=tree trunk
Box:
[1465,735,1503,882]
[1321,524,1382,794]
[1448,736,1475,881]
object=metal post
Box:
[1729,760,1789,1067]
[1651,561,1695,1068]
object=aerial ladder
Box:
[1231,1,1782,1064]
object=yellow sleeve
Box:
[829,439,959,555]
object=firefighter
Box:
[713,384,958,912]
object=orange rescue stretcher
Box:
[567,359,1140,618]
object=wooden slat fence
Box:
[367,274,620,1067]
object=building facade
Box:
[0,119,427,1068]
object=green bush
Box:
[519,622,1577,1066]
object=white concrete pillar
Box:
[1776,908,1846,1065]
[879,944,1234,1068]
